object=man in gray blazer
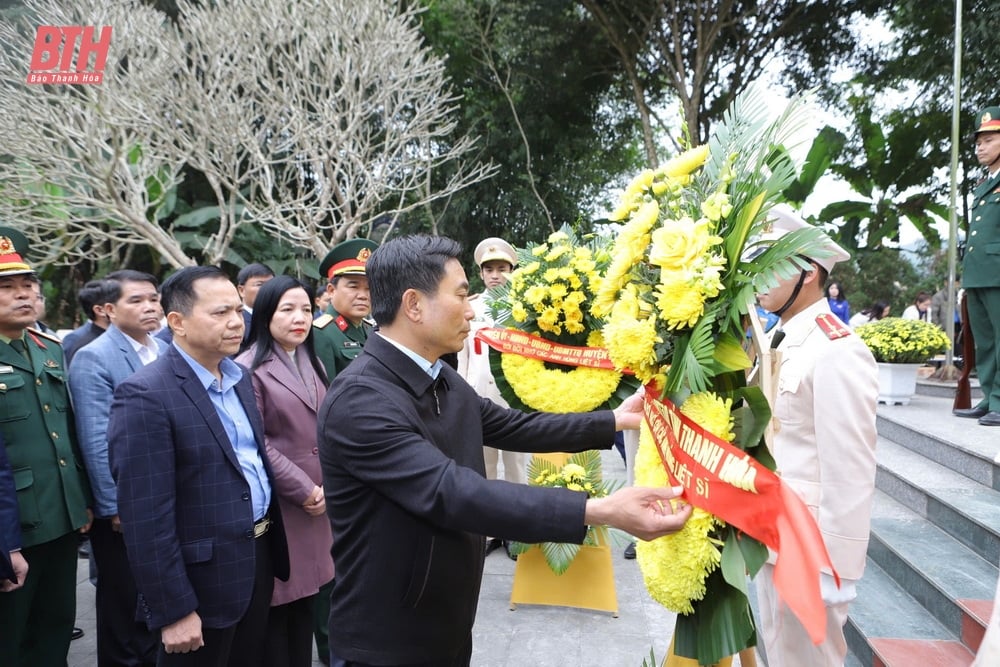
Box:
[69,269,167,666]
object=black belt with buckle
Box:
[253,515,271,538]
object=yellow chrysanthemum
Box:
[511,302,528,322]
[548,231,570,244]
[537,307,561,333]
[543,268,561,283]
[549,282,568,300]
[601,315,661,383]
[531,244,549,257]
[545,245,569,262]
[634,422,723,614]
[656,274,706,330]
[500,354,622,412]
[521,261,540,275]
[680,392,735,443]
[524,285,548,307]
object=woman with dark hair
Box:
[849,301,891,328]
[902,291,933,322]
[825,281,851,325]
[235,276,332,667]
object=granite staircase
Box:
[845,378,998,667]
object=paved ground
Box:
[67,450,758,667]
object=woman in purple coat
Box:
[236,276,333,667]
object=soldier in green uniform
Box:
[313,238,378,382]
[955,106,1000,426]
[310,237,377,663]
[0,227,92,666]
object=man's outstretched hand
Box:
[584,485,691,542]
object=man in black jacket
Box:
[318,235,691,667]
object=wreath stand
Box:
[508,452,619,616]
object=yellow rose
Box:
[648,216,719,272]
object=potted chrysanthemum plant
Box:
[855,317,950,404]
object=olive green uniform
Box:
[0,329,91,666]
[311,307,371,661]
[313,308,372,382]
[962,169,1000,413]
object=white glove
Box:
[820,573,857,606]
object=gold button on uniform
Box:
[0,383,6,391]
[36,378,42,386]
[51,431,59,439]
[43,404,50,412]
[59,458,66,466]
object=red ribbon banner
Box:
[643,389,837,645]
[473,327,620,370]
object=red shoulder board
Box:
[815,313,852,340]
[335,315,349,332]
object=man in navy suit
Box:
[69,269,167,666]
[109,266,289,667]
[0,432,28,593]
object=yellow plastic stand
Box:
[662,636,757,667]
[509,536,618,616]
[509,451,618,615]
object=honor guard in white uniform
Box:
[457,237,527,491]
[753,206,878,667]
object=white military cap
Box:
[473,237,517,267]
[763,205,850,273]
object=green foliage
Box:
[816,98,947,253]
[416,0,643,265]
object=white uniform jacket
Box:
[771,299,878,581]
[457,295,509,409]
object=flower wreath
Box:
[486,228,639,413]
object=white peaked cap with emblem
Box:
[763,205,851,273]
[474,237,518,267]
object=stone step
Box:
[867,490,995,642]
[875,394,1000,491]
[916,376,982,401]
[876,436,1000,565]
[846,557,973,667]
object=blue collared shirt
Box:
[173,344,271,520]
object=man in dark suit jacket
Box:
[62,278,114,367]
[318,236,692,666]
[0,432,28,592]
[236,263,274,354]
[109,266,289,667]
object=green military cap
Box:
[974,106,1000,136]
[0,227,34,277]
[319,238,378,280]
